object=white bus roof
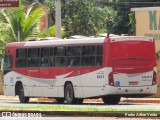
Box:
[24,37,105,47]
[7,36,153,48]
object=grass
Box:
[0,105,160,113]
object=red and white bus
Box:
[1,36,157,104]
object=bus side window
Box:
[16,48,27,68]
[82,45,95,67]
[55,47,67,67]
[96,45,103,67]
[67,46,81,67]
[28,48,40,67]
[41,47,53,67]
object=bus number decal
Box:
[97,75,104,79]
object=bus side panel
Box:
[40,68,58,97]
[4,72,15,96]
[13,70,59,98]
[80,68,107,98]
[42,81,59,98]
[28,68,42,97]
[54,68,83,98]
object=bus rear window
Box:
[111,41,154,67]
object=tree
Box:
[44,0,55,27]
[63,0,101,36]
[102,0,160,35]
[0,4,42,42]
[105,7,123,35]
[38,25,66,38]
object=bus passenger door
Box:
[3,54,15,96]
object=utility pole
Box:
[55,0,61,38]
[18,17,20,41]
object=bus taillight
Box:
[152,71,156,85]
[109,72,114,86]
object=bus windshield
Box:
[3,55,13,74]
[110,41,154,68]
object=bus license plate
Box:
[129,82,138,86]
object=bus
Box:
[1,36,157,105]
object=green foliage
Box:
[129,13,135,35]
[38,26,66,38]
[0,23,12,54]
[99,1,131,35]
[38,29,46,38]
[44,0,55,26]
[105,7,122,34]
[63,0,99,36]
[0,4,42,41]
[48,26,56,36]
[43,0,125,37]
[156,52,160,60]
[0,105,159,112]
[0,3,42,58]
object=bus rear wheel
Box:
[102,95,121,105]
[64,83,77,104]
[18,84,29,103]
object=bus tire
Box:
[56,98,65,104]
[64,83,76,104]
[102,95,120,105]
[18,84,29,103]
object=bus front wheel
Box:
[102,95,121,105]
[18,84,29,103]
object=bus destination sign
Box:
[0,0,19,7]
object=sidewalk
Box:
[0,95,160,103]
